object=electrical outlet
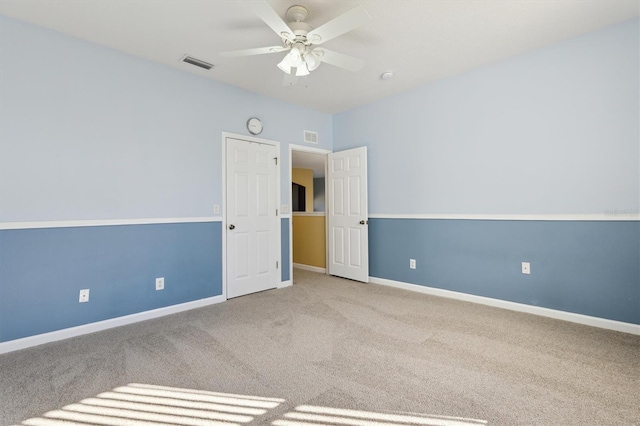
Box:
[156,277,165,290]
[282,205,289,214]
[213,204,220,214]
[410,259,416,269]
[522,262,531,275]
[79,289,90,303]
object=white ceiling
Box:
[1,0,638,114]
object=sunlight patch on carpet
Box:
[272,405,488,426]
[16,383,284,426]
[15,383,487,426]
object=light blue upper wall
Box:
[334,18,639,215]
[0,15,332,222]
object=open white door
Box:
[327,146,368,282]
[226,137,279,298]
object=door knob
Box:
[359,220,368,225]
[228,224,235,230]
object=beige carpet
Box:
[1,269,638,425]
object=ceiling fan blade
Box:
[317,49,365,73]
[220,45,289,58]
[306,5,371,45]
[245,0,294,41]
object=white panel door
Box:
[226,138,278,298]
[327,147,368,282]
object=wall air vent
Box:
[181,55,214,70]
[304,130,318,144]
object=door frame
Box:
[222,132,281,300]
[288,144,331,282]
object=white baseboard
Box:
[293,263,326,274]
[0,295,226,354]
[369,277,640,335]
[278,280,293,289]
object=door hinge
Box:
[276,261,279,269]
[276,208,279,216]
[274,157,278,165]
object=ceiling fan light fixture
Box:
[295,63,310,76]
[277,56,292,74]
[288,46,303,67]
[304,51,321,71]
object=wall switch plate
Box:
[213,204,220,214]
[522,262,531,275]
[156,277,165,290]
[79,289,90,303]
[282,205,289,214]
[410,259,417,269]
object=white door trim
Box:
[222,132,281,300]
[288,144,331,281]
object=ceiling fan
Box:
[220,1,371,82]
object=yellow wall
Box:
[292,214,326,268]
[292,168,314,212]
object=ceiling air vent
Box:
[181,55,214,70]
[304,130,318,144]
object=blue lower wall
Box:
[369,219,640,324]
[0,222,222,342]
[3,218,635,343]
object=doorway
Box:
[288,145,370,284]
[290,146,329,281]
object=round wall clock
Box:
[247,117,263,135]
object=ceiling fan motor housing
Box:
[286,5,308,22]
[289,21,312,37]
[285,22,313,50]
[283,5,315,44]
